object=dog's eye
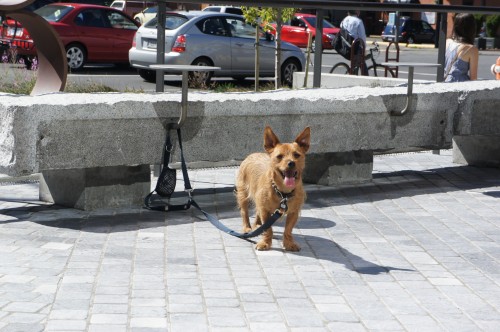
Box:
[293,152,301,159]
[276,154,283,161]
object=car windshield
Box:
[303,16,335,29]
[35,5,73,22]
[145,7,157,14]
[145,14,189,30]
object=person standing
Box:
[340,10,367,75]
[444,13,479,82]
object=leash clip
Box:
[279,197,288,213]
[185,188,194,198]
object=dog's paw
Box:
[242,227,252,233]
[255,241,271,251]
[283,241,301,252]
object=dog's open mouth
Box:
[282,170,298,188]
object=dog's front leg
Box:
[255,210,272,250]
[283,212,301,251]
[255,227,273,251]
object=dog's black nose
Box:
[288,161,295,168]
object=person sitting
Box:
[444,13,479,82]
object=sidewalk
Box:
[0,150,499,331]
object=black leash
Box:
[144,127,285,239]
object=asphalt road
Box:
[67,40,500,92]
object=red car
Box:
[270,13,340,52]
[0,3,140,70]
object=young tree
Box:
[241,7,297,89]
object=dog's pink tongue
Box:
[284,175,296,188]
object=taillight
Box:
[132,32,137,47]
[172,34,186,53]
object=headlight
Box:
[326,33,334,40]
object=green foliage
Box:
[473,14,485,35]
[486,15,500,37]
[241,7,296,31]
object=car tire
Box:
[138,69,156,83]
[189,57,214,87]
[281,58,301,87]
[311,38,316,53]
[406,36,415,44]
[66,43,86,71]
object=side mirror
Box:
[265,31,274,42]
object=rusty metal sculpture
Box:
[0,0,67,95]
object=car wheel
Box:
[406,36,415,44]
[189,57,214,87]
[66,43,86,71]
[281,58,301,87]
[311,38,316,53]
[138,69,156,83]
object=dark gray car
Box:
[129,11,306,86]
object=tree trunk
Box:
[275,9,282,89]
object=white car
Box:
[202,5,243,16]
[129,11,306,87]
[133,6,159,24]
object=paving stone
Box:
[1,151,500,331]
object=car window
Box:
[203,7,220,12]
[35,5,72,22]
[290,17,305,27]
[223,17,259,39]
[225,8,243,15]
[110,1,124,10]
[144,7,157,14]
[145,15,189,30]
[303,16,335,29]
[422,21,432,30]
[198,17,229,36]
[76,9,107,28]
[106,11,138,30]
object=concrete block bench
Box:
[1,79,499,210]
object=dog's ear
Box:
[264,126,280,153]
[294,127,311,152]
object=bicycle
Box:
[330,41,396,77]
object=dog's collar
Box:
[272,182,294,214]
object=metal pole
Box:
[313,9,323,88]
[436,12,447,82]
[155,1,166,92]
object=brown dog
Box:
[236,126,311,251]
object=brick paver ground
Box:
[0,150,499,331]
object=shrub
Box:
[486,15,500,37]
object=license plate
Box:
[388,37,393,41]
[144,39,157,49]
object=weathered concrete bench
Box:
[1,79,499,210]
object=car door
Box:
[74,8,113,60]
[281,17,308,47]
[104,10,138,62]
[226,17,273,75]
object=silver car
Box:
[129,11,306,86]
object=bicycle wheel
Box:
[329,62,350,74]
[367,65,396,78]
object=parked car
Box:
[129,11,306,87]
[110,0,156,18]
[270,13,340,52]
[0,3,140,70]
[133,6,158,24]
[202,5,243,16]
[381,16,435,44]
